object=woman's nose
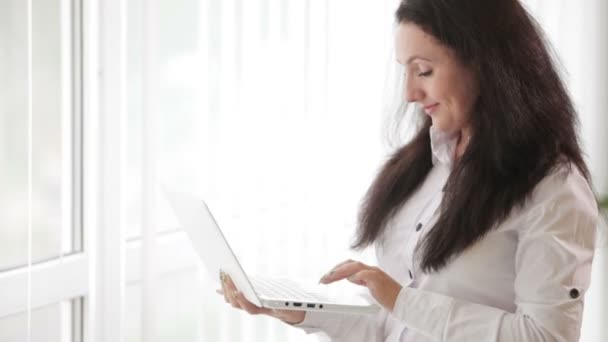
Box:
[404,76,423,103]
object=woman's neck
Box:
[455,126,472,159]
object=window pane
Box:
[0,299,76,342]
[0,0,78,270]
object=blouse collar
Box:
[429,125,459,167]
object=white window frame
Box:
[83,0,126,341]
[0,0,87,340]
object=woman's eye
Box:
[418,70,433,77]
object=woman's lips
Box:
[423,103,440,115]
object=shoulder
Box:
[530,162,597,213]
[518,161,599,239]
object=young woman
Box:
[219,0,599,340]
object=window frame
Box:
[0,0,87,340]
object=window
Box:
[1,1,605,341]
[0,0,85,340]
[0,299,82,342]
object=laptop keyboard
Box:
[250,277,330,302]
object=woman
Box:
[219,0,599,340]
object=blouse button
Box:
[569,288,580,299]
[415,223,422,232]
[408,270,413,279]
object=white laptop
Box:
[164,189,379,315]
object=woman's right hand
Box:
[217,271,306,325]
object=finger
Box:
[223,275,241,308]
[227,289,241,308]
[320,261,371,284]
[328,259,356,274]
[234,291,273,315]
[271,309,299,322]
[217,287,241,308]
[224,275,237,292]
[219,270,229,302]
[220,275,230,303]
[331,259,355,270]
[318,259,355,284]
[347,269,376,287]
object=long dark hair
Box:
[353,0,591,272]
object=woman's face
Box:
[395,23,479,135]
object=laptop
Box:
[164,189,380,315]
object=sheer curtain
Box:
[122,0,395,341]
[117,0,608,341]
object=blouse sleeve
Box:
[391,166,599,342]
[294,309,388,341]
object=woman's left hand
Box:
[318,260,402,312]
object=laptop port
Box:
[285,302,289,306]
[293,302,302,307]
[307,304,315,308]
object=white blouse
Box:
[296,127,599,341]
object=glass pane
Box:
[0,0,78,270]
[0,299,76,342]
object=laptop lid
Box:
[163,189,263,306]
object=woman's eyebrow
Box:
[405,55,432,64]
[395,56,432,66]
